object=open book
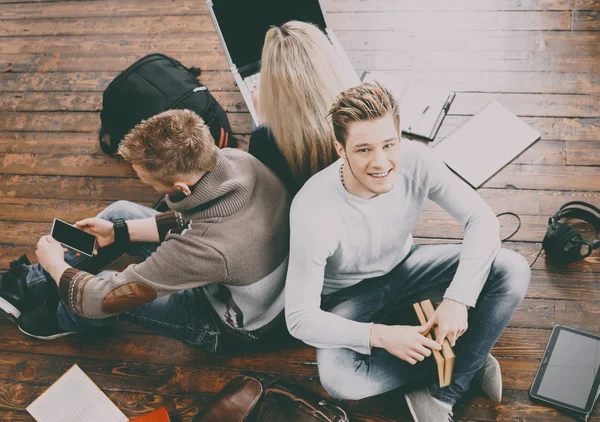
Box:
[361,71,455,142]
[26,364,128,422]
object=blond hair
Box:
[328,82,400,147]
[118,109,217,180]
[259,21,348,187]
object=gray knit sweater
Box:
[59,149,291,332]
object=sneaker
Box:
[473,354,503,403]
[18,300,76,340]
[405,387,453,422]
[0,255,36,322]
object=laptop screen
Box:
[211,0,328,74]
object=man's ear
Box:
[173,181,192,196]
[334,140,346,160]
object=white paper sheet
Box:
[26,365,128,422]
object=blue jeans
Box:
[23,201,222,352]
[316,244,531,405]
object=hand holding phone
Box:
[74,218,115,251]
[51,218,97,257]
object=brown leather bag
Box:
[198,374,349,422]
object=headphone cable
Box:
[496,211,544,269]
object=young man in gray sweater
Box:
[285,83,531,421]
[0,109,291,353]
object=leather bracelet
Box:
[112,218,130,246]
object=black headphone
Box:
[543,201,600,264]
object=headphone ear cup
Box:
[543,222,583,264]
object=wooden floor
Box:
[0,0,599,420]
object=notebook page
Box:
[26,365,128,422]
[434,101,540,188]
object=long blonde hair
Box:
[259,21,348,187]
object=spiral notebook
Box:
[361,71,455,141]
[432,100,541,188]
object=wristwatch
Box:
[112,218,130,246]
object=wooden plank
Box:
[366,70,600,95]
[5,31,600,56]
[2,70,597,95]
[349,49,600,73]
[455,389,599,421]
[326,0,580,11]
[0,33,222,55]
[480,164,600,191]
[0,175,157,202]
[425,189,600,216]
[0,132,100,154]
[0,112,253,135]
[577,0,600,9]
[0,71,238,93]
[555,300,600,334]
[8,49,600,73]
[566,140,600,165]
[0,321,319,374]
[327,11,571,31]
[439,116,600,142]
[0,91,247,113]
[0,198,113,222]
[573,10,600,30]
[337,30,600,53]
[415,239,600,273]
[0,0,202,20]
[3,52,229,73]
[492,327,551,358]
[415,210,598,243]
[0,15,216,37]
[528,271,600,301]
[0,153,136,177]
[0,351,322,397]
[509,299,555,329]
[449,93,600,118]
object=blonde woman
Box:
[249,21,356,194]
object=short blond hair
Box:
[118,109,217,180]
[328,82,400,147]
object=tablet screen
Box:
[537,329,600,409]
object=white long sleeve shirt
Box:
[285,140,500,355]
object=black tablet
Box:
[530,325,600,416]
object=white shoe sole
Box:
[405,395,420,422]
[18,325,76,340]
[0,296,21,322]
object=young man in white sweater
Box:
[285,83,531,421]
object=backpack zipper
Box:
[168,86,209,112]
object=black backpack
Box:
[99,53,237,155]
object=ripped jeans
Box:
[316,244,531,405]
[22,201,223,352]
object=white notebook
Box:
[433,100,541,188]
[26,365,128,422]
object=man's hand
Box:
[36,236,71,285]
[422,298,469,347]
[370,324,442,365]
[75,218,114,253]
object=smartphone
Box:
[51,218,97,257]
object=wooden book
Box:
[413,302,446,387]
[413,299,455,388]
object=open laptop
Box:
[207,0,358,125]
